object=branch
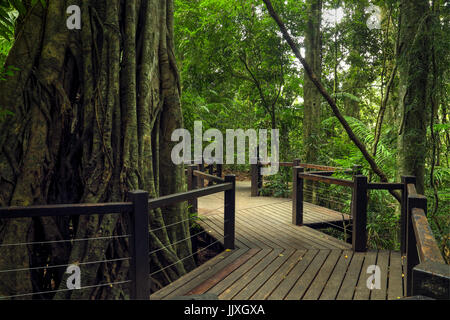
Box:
[262,0,401,202]
[373,63,397,156]
[271,56,284,108]
[238,55,272,115]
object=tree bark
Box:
[303,0,322,164]
[396,0,431,194]
[0,0,194,299]
[303,0,322,203]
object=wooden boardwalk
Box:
[150,182,405,300]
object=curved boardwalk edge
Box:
[150,197,405,300]
[150,248,405,300]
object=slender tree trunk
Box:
[397,0,431,194]
[262,0,401,203]
[303,0,322,203]
[0,0,194,299]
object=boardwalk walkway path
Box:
[150,181,405,300]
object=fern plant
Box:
[322,115,397,179]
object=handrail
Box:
[406,183,445,264]
[257,160,344,171]
[193,170,225,184]
[298,163,343,171]
[404,180,448,299]
[148,183,232,209]
[407,183,445,263]
[0,175,236,300]
[411,207,445,264]
[251,158,354,197]
[312,170,354,176]
[297,172,354,188]
[0,202,133,218]
[367,182,403,190]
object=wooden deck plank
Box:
[302,250,342,300]
[150,248,245,300]
[254,199,342,223]
[234,211,304,249]
[267,250,318,300]
[232,249,296,300]
[353,251,377,300]
[162,249,251,299]
[254,205,350,249]
[371,250,389,300]
[276,200,350,223]
[237,209,312,249]
[250,250,307,300]
[205,215,269,249]
[253,205,333,246]
[151,182,404,301]
[387,251,404,300]
[248,208,331,249]
[219,249,284,300]
[319,250,354,300]
[285,250,331,300]
[206,249,273,296]
[186,248,261,295]
[229,218,283,249]
[336,252,365,300]
[197,216,249,249]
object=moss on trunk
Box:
[0,0,194,299]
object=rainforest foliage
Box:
[173,0,449,258]
[0,0,448,299]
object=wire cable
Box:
[0,280,131,300]
[0,257,131,274]
[0,234,130,248]
[148,229,208,256]
[302,189,350,207]
[149,205,224,233]
[149,237,224,277]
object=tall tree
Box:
[397,0,432,194]
[303,0,322,163]
[0,0,193,299]
[303,0,322,202]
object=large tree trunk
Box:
[397,0,431,194]
[303,0,322,202]
[0,0,194,299]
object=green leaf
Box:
[9,0,26,16]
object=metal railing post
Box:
[352,165,362,176]
[251,159,259,197]
[292,165,304,226]
[128,190,150,300]
[224,175,236,249]
[187,165,199,214]
[352,175,368,252]
[401,176,416,255]
[406,191,426,296]
[216,163,223,178]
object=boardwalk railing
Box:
[187,164,235,250]
[185,158,223,188]
[291,164,449,299]
[291,162,367,251]
[403,177,449,299]
[0,172,235,300]
[250,159,354,197]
